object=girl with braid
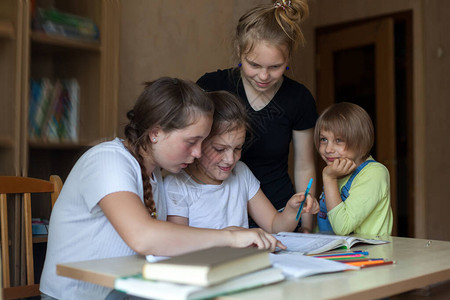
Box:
[40,77,283,300]
[197,0,318,232]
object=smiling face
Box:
[240,41,289,94]
[318,130,364,166]
[194,126,246,185]
[150,114,213,174]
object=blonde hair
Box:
[234,0,309,62]
[314,102,374,160]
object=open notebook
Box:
[274,232,389,255]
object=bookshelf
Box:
[0,0,22,176]
[0,0,120,178]
[0,0,120,287]
[24,0,120,181]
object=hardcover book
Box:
[116,267,284,300]
[142,247,271,286]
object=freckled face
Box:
[197,126,246,184]
[240,41,288,94]
[319,130,362,166]
[151,114,213,173]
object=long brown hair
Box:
[206,90,249,137]
[124,77,214,217]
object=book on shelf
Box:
[274,232,389,255]
[142,247,271,287]
[116,266,284,300]
[42,79,63,142]
[28,78,79,142]
[32,7,100,42]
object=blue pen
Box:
[296,178,313,221]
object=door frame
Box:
[316,18,398,234]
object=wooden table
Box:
[57,236,450,300]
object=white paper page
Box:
[146,255,170,263]
[275,233,343,254]
[269,253,358,278]
[275,232,388,254]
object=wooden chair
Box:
[0,175,62,299]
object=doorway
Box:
[315,12,413,237]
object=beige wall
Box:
[119,0,450,241]
[421,0,450,241]
[118,0,266,133]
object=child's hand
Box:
[227,227,285,252]
[288,193,320,215]
[323,158,357,179]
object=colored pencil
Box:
[346,260,395,267]
[295,178,313,221]
[307,250,367,256]
[326,255,368,260]
[333,258,384,263]
[358,260,396,268]
[314,251,369,257]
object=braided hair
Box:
[124,77,214,218]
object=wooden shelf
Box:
[31,31,101,51]
[0,20,14,39]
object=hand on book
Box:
[225,227,286,252]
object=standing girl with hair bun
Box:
[197,0,318,232]
[40,77,283,300]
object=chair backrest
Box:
[0,175,62,300]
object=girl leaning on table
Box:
[315,102,393,236]
[196,0,318,233]
[39,77,284,300]
[165,90,320,232]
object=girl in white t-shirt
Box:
[40,78,283,300]
[166,90,319,233]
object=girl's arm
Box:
[292,128,316,232]
[248,189,318,234]
[322,158,357,212]
[99,191,284,256]
[326,163,389,235]
[167,215,189,226]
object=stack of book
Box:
[115,234,392,299]
[115,247,285,300]
[29,78,79,143]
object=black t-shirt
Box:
[197,68,317,209]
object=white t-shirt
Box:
[40,138,167,299]
[165,161,260,229]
